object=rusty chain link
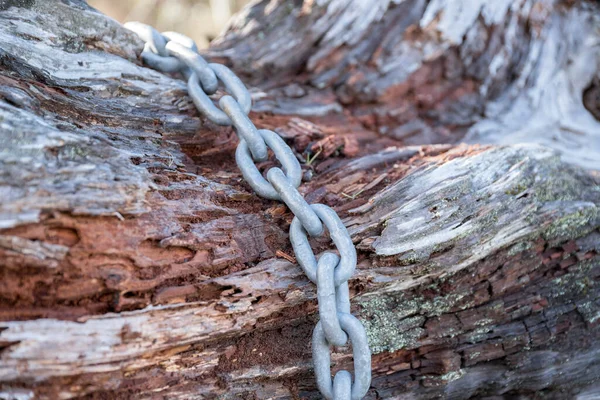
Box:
[125,22,371,400]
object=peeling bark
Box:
[0,1,599,399]
[213,0,600,169]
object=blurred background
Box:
[89,0,251,48]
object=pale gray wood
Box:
[0,0,599,399]
[212,0,600,170]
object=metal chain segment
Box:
[236,129,302,200]
[189,65,252,124]
[267,168,324,237]
[166,42,218,93]
[317,253,349,346]
[125,22,371,399]
[333,371,353,400]
[162,31,199,52]
[140,43,183,72]
[220,95,267,160]
[313,313,371,400]
[124,21,169,56]
[290,204,357,285]
[124,22,218,95]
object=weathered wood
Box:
[0,0,599,399]
[212,0,600,170]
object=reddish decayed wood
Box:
[0,0,599,399]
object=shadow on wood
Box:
[0,0,599,399]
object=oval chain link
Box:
[313,313,372,400]
[124,22,218,95]
[267,168,324,236]
[317,253,349,346]
[125,22,371,399]
[290,203,357,285]
[236,129,302,200]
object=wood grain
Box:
[0,0,599,399]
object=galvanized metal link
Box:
[317,252,353,345]
[166,41,218,93]
[290,203,357,285]
[188,64,253,124]
[333,370,352,400]
[125,22,218,92]
[267,168,323,236]
[236,129,302,200]
[317,252,348,346]
[125,21,181,73]
[337,281,351,315]
[313,313,372,400]
[124,21,169,56]
[219,96,267,160]
[126,22,371,400]
[162,31,199,52]
[140,43,182,72]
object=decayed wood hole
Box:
[0,0,599,399]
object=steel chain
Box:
[126,22,371,400]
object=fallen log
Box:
[0,0,599,399]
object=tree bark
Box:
[0,0,599,399]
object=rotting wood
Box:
[0,0,599,399]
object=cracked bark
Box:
[0,0,599,399]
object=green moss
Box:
[462,326,493,343]
[549,259,596,299]
[357,294,422,353]
[439,370,465,382]
[541,206,598,243]
[506,182,528,196]
[397,250,425,266]
[508,241,532,257]
[577,300,600,324]
[60,143,91,159]
[358,291,471,354]
[420,292,470,316]
[357,148,600,356]
[534,173,586,202]
[543,258,600,324]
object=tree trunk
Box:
[0,0,599,399]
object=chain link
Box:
[267,168,324,236]
[125,22,371,399]
[167,42,219,93]
[188,65,252,125]
[313,313,372,400]
[290,203,357,285]
[333,371,353,400]
[316,253,348,346]
[236,129,302,200]
[124,22,218,92]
